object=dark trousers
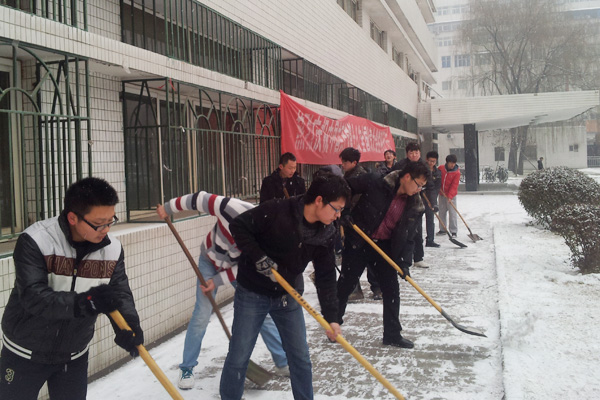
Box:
[366,266,380,292]
[0,347,88,400]
[425,206,435,243]
[413,215,424,263]
[337,240,403,342]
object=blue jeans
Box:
[220,285,313,400]
[180,255,287,369]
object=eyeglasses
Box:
[412,177,426,191]
[77,214,119,231]
[327,203,345,214]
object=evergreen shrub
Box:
[518,166,600,228]
[552,204,600,274]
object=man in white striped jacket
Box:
[157,191,288,390]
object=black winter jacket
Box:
[231,196,339,323]
[259,170,306,203]
[424,166,442,208]
[1,213,139,364]
[344,171,425,268]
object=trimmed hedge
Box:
[552,204,600,274]
[518,166,600,228]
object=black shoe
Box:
[372,288,383,301]
[451,233,457,237]
[383,336,414,349]
[425,241,440,248]
[436,230,447,236]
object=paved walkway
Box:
[228,193,512,399]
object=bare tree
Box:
[461,0,599,174]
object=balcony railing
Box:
[121,0,281,91]
[1,0,87,29]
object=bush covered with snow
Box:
[552,204,600,274]
[518,167,600,228]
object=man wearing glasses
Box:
[337,161,429,349]
[0,177,142,400]
[220,173,350,400]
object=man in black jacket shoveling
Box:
[338,161,428,349]
[220,173,350,400]
[0,177,142,400]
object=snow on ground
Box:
[88,176,600,400]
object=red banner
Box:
[279,91,395,165]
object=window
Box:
[438,37,453,47]
[442,56,451,68]
[337,0,358,23]
[370,21,386,50]
[458,80,468,90]
[449,148,466,164]
[569,144,579,152]
[442,80,452,91]
[495,147,505,161]
[455,54,471,67]
[392,47,404,69]
[0,68,19,236]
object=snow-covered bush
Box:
[552,204,600,274]
[518,167,600,228]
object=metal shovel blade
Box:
[441,310,487,337]
[449,234,468,248]
[468,233,483,243]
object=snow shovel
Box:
[163,216,273,386]
[270,269,405,400]
[422,193,467,248]
[440,191,483,242]
[109,310,184,400]
[349,223,486,338]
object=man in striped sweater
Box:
[157,191,288,390]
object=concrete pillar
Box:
[463,124,479,191]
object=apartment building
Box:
[428,0,600,172]
[0,0,438,390]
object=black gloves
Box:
[75,284,122,317]
[433,205,439,213]
[400,265,411,280]
[255,255,278,282]
[115,323,144,358]
[340,214,354,228]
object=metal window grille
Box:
[1,0,87,29]
[0,41,91,240]
[120,0,282,91]
[122,78,280,221]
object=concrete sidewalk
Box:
[232,194,507,399]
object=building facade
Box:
[0,0,438,393]
[428,0,600,173]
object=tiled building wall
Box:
[88,72,128,219]
[0,214,227,399]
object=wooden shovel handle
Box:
[162,214,232,340]
[109,310,184,400]
[270,269,405,400]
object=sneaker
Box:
[274,365,290,377]
[413,260,429,268]
[178,368,195,390]
[425,241,440,248]
[437,230,447,236]
[382,336,414,349]
[348,284,364,302]
[371,288,383,301]
[451,233,457,237]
